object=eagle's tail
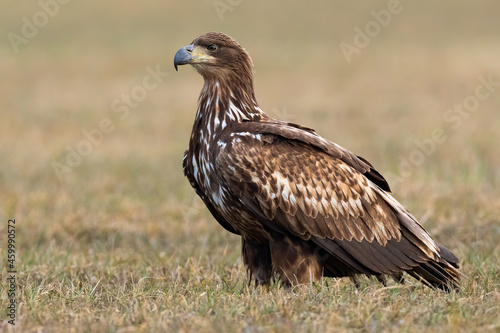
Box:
[406,243,462,291]
[379,190,462,291]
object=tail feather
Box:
[408,256,461,291]
[438,243,460,267]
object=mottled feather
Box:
[175,32,461,290]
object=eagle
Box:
[174,32,461,291]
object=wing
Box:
[231,120,392,193]
[215,131,459,286]
[216,134,404,244]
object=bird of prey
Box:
[173,32,461,290]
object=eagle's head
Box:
[174,32,254,83]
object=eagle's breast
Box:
[184,99,268,239]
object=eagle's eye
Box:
[207,44,218,51]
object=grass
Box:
[1,1,500,332]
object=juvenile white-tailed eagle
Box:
[174,32,461,290]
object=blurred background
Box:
[0,0,499,306]
[1,1,499,330]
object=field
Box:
[1,1,499,332]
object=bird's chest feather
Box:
[185,131,218,194]
[185,128,235,212]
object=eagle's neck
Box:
[190,77,266,150]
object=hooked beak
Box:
[174,45,194,71]
[173,44,215,71]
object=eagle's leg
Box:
[268,232,322,287]
[241,238,272,286]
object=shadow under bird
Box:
[174,32,462,291]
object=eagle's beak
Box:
[174,45,193,71]
[174,44,214,71]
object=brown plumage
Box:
[174,32,461,290]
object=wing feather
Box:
[215,132,449,280]
[217,135,401,244]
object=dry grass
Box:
[1,1,499,332]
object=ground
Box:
[0,1,499,332]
